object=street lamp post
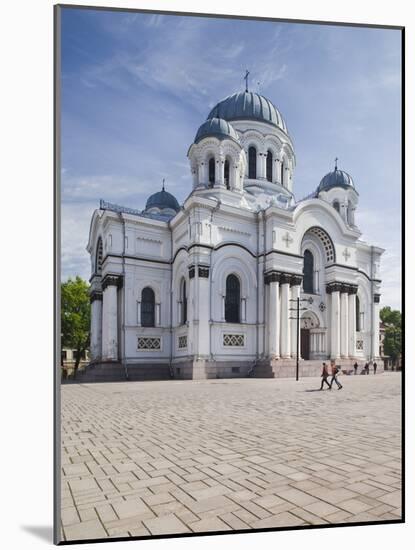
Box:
[289,297,309,381]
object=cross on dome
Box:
[244,69,250,92]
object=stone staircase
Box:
[253,359,361,378]
[64,361,172,383]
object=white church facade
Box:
[86,87,384,381]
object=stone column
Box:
[187,265,196,355]
[198,162,204,187]
[290,277,302,358]
[257,152,265,179]
[102,275,122,361]
[327,283,340,360]
[348,286,357,358]
[217,157,225,188]
[275,159,281,184]
[196,265,211,357]
[372,294,381,359]
[266,272,280,358]
[280,274,291,358]
[90,291,102,361]
[340,288,349,358]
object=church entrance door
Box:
[301,329,310,360]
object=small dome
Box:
[317,167,355,193]
[145,188,180,212]
[207,91,288,133]
[194,117,240,144]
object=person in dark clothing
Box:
[329,362,343,390]
[365,362,370,375]
[319,362,331,390]
[354,361,358,375]
[373,361,377,374]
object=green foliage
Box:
[380,306,402,364]
[61,276,90,375]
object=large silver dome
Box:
[207,91,288,133]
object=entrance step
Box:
[63,362,173,383]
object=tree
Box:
[61,276,90,378]
[380,306,402,367]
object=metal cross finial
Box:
[162,178,165,191]
[335,157,338,170]
[244,69,250,92]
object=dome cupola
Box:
[317,159,356,194]
[207,91,288,134]
[194,117,240,144]
[144,181,180,218]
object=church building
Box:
[86,83,384,380]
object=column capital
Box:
[264,271,280,285]
[90,290,103,303]
[188,265,195,279]
[326,282,342,294]
[102,274,123,291]
[290,274,303,287]
[265,271,303,286]
[326,281,358,294]
[374,293,381,303]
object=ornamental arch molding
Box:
[300,309,322,329]
[301,226,336,264]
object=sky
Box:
[60,7,402,310]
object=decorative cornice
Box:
[326,282,358,295]
[102,274,123,290]
[264,271,303,286]
[90,291,103,303]
[326,282,342,294]
[264,271,280,285]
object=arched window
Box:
[303,249,314,293]
[225,274,240,323]
[266,150,273,182]
[95,238,103,275]
[181,279,187,325]
[356,295,361,331]
[281,160,285,186]
[224,159,230,189]
[141,287,155,327]
[208,157,215,186]
[248,146,257,179]
[333,201,340,213]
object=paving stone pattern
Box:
[60,373,402,541]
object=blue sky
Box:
[60,7,402,310]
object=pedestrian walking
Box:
[365,362,370,375]
[354,361,358,375]
[373,361,377,374]
[319,362,331,390]
[329,362,343,390]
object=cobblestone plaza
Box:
[60,373,402,541]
